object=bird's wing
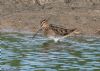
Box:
[50,24,76,36]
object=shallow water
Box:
[0,33,100,71]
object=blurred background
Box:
[0,0,100,35]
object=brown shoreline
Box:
[0,0,100,36]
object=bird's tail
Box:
[70,28,77,32]
[63,28,77,38]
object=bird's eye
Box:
[40,21,44,26]
[40,20,47,26]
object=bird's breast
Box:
[42,28,55,37]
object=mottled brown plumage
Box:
[40,19,76,37]
[50,24,76,36]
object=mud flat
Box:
[0,0,100,35]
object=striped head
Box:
[40,19,49,29]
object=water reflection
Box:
[0,33,100,71]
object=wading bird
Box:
[33,19,79,42]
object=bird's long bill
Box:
[32,28,42,38]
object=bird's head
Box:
[40,19,49,28]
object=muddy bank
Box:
[0,0,100,35]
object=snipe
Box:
[40,19,78,42]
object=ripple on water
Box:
[0,33,100,71]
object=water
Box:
[0,33,100,71]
